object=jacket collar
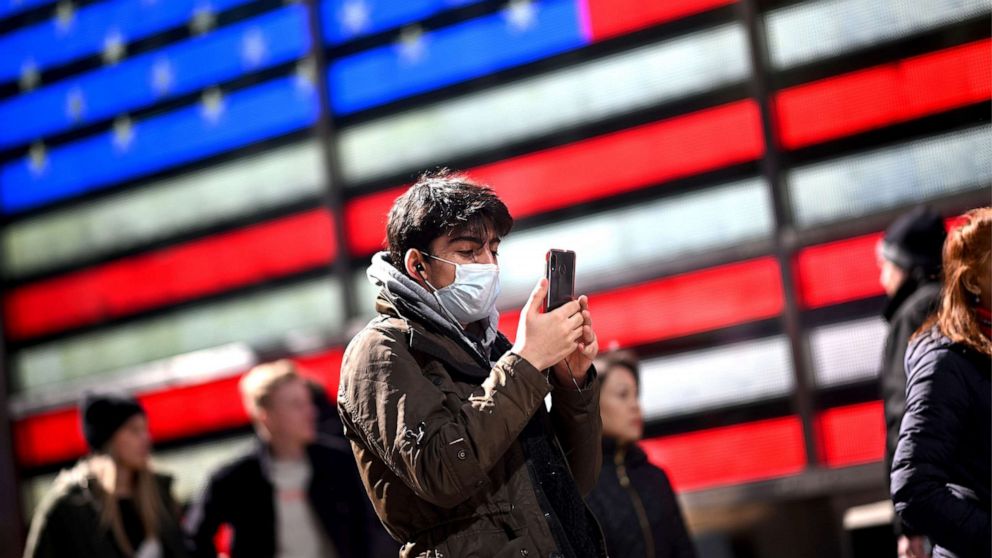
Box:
[883,277,934,322]
[601,437,648,467]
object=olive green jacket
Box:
[338,295,605,558]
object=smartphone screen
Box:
[545,249,576,312]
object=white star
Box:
[241,27,268,68]
[503,0,537,32]
[294,57,316,91]
[19,59,39,92]
[28,143,48,177]
[190,3,216,35]
[65,86,86,122]
[397,26,427,65]
[200,88,226,124]
[55,1,75,35]
[102,29,127,64]
[339,0,370,36]
[112,116,135,153]
[151,57,174,96]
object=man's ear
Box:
[404,249,428,282]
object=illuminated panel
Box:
[788,126,992,227]
[13,279,343,394]
[639,336,793,420]
[1,5,311,149]
[5,210,336,340]
[795,233,882,309]
[344,100,764,255]
[321,0,484,45]
[777,40,992,150]
[584,0,737,41]
[1,141,324,279]
[496,179,772,304]
[641,416,806,492]
[498,257,784,347]
[327,0,586,114]
[0,0,254,83]
[12,347,343,468]
[817,401,885,468]
[1,75,319,214]
[338,23,750,183]
[809,317,887,388]
[766,0,990,69]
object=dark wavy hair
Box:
[386,169,513,271]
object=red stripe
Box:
[795,232,883,309]
[499,257,783,346]
[777,40,992,150]
[641,416,807,492]
[816,401,885,468]
[796,218,958,309]
[345,100,763,256]
[583,0,737,42]
[4,210,336,340]
[12,349,343,468]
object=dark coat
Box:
[23,468,189,558]
[880,279,942,534]
[338,293,607,558]
[891,328,991,558]
[184,438,391,558]
[586,439,696,558]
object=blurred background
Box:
[0,0,989,556]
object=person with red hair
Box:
[891,207,991,558]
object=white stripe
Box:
[808,316,887,387]
[13,279,343,394]
[639,336,794,420]
[2,140,325,279]
[767,0,990,69]
[338,23,750,184]
[789,126,992,227]
[495,179,773,306]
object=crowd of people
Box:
[19,173,991,558]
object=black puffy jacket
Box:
[586,438,696,558]
[891,328,991,558]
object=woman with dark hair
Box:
[891,207,991,558]
[24,393,189,558]
[586,350,696,558]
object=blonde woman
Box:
[24,393,189,558]
[891,208,991,558]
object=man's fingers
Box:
[581,325,595,343]
[551,299,581,318]
[565,311,585,330]
[525,278,548,315]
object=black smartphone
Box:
[545,249,576,312]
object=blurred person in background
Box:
[24,393,190,558]
[891,207,991,558]
[876,206,947,557]
[184,360,382,558]
[338,171,606,558]
[586,350,695,558]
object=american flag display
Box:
[0,0,989,544]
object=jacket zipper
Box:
[616,447,655,558]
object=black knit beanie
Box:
[80,391,145,452]
[881,206,946,275]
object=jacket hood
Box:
[366,251,500,364]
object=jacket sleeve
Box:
[338,326,552,509]
[183,471,227,558]
[890,351,991,557]
[657,469,697,558]
[548,367,602,495]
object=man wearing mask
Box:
[876,206,946,558]
[338,170,607,558]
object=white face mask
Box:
[421,253,501,325]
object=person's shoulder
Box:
[34,465,99,520]
[342,315,418,382]
[205,447,264,486]
[906,329,980,384]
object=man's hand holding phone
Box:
[511,278,586,372]
[551,294,597,388]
